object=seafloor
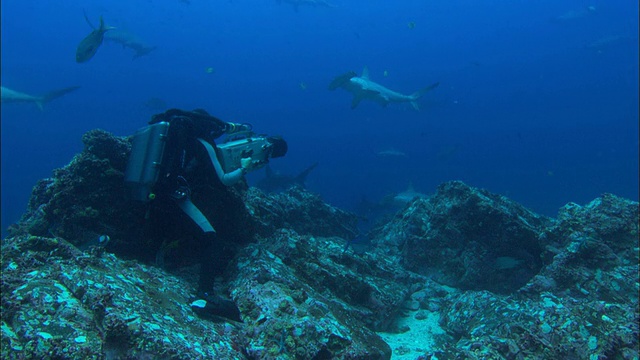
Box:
[1,129,638,359]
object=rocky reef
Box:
[1,129,638,359]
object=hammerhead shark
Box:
[1,86,80,110]
[83,12,155,60]
[76,15,114,63]
[329,67,439,110]
[105,30,157,60]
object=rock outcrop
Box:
[2,129,638,359]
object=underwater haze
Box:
[1,0,638,237]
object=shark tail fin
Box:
[98,16,116,32]
[409,82,440,110]
[295,162,319,185]
[41,86,81,106]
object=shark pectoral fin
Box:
[410,101,420,111]
[83,9,96,29]
[36,101,44,111]
[363,89,380,97]
[351,97,362,109]
[351,90,378,109]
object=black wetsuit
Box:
[145,109,249,318]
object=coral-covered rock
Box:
[9,129,140,247]
[0,232,409,359]
[520,194,639,301]
[434,290,638,359]
[245,187,359,240]
[373,181,551,294]
[2,129,638,360]
[1,234,246,359]
[230,231,400,359]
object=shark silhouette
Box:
[329,67,439,110]
[105,30,157,60]
[257,163,318,193]
[1,86,80,110]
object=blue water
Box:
[2,0,638,237]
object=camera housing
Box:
[216,134,271,173]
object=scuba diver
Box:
[125,108,287,322]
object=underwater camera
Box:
[216,132,273,173]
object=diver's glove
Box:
[190,293,242,322]
[240,157,253,173]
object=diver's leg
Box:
[192,232,241,322]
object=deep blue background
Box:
[2,0,638,237]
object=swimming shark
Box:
[1,86,81,110]
[376,148,407,158]
[353,184,427,226]
[381,183,427,208]
[257,162,318,193]
[104,30,157,60]
[329,67,439,110]
[76,14,114,63]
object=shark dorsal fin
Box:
[361,66,370,79]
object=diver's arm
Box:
[210,147,245,186]
[197,138,245,186]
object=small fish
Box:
[383,70,388,77]
[205,67,215,74]
[76,15,114,63]
[78,234,111,252]
[407,21,416,29]
[299,82,307,90]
